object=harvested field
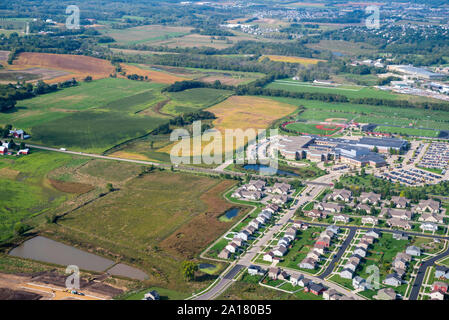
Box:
[0,288,42,300]
[48,179,94,194]
[10,52,115,83]
[198,75,252,85]
[108,151,152,161]
[0,167,20,180]
[120,63,188,84]
[0,50,9,62]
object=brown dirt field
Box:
[10,52,115,83]
[159,180,247,258]
[0,167,20,180]
[198,75,249,86]
[0,50,10,63]
[120,63,188,84]
[48,179,94,194]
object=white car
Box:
[59,148,66,151]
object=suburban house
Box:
[415,199,440,214]
[353,247,367,258]
[313,243,327,254]
[353,276,372,290]
[326,225,340,235]
[430,289,446,300]
[270,182,291,195]
[305,283,327,296]
[366,230,380,239]
[361,235,375,244]
[298,277,312,288]
[290,274,303,286]
[316,237,331,248]
[333,214,350,224]
[299,258,316,270]
[305,209,327,219]
[256,214,268,224]
[360,192,381,205]
[232,189,264,200]
[344,261,358,272]
[271,194,289,205]
[329,189,352,202]
[265,203,280,213]
[246,179,266,191]
[218,248,231,259]
[340,268,354,279]
[278,236,291,248]
[406,245,421,257]
[317,202,343,213]
[375,288,397,300]
[278,270,290,281]
[391,196,410,209]
[419,213,444,224]
[383,273,402,287]
[393,231,408,240]
[348,255,361,266]
[248,265,265,276]
[249,220,262,230]
[263,252,275,262]
[236,230,250,241]
[273,245,288,257]
[356,203,371,213]
[381,208,412,220]
[225,242,239,253]
[232,237,245,247]
[268,267,280,280]
[387,218,412,230]
[433,281,449,293]
[435,266,449,279]
[362,216,378,225]
[306,250,321,262]
[323,289,339,300]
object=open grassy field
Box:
[374,126,440,138]
[160,95,298,157]
[1,78,172,153]
[268,97,449,130]
[9,52,115,83]
[0,150,92,242]
[261,55,326,65]
[100,25,192,45]
[54,169,248,292]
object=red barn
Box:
[0,146,7,155]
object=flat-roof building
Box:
[387,65,445,80]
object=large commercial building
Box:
[387,65,445,80]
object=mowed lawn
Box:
[0,78,172,153]
[0,151,88,242]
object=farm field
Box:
[158,95,298,157]
[56,169,249,292]
[99,24,192,45]
[162,88,233,115]
[1,78,171,153]
[0,150,92,243]
[9,52,115,83]
[120,63,189,84]
[261,55,326,65]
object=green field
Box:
[0,78,172,153]
[100,25,191,45]
[374,126,440,138]
[268,97,449,131]
[162,88,233,115]
[283,122,342,136]
[0,150,89,242]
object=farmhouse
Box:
[0,146,7,155]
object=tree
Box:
[106,183,114,192]
[181,261,198,281]
[84,75,93,82]
[372,146,378,153]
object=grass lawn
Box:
[375,126,440,138]
[123,286,189,300]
